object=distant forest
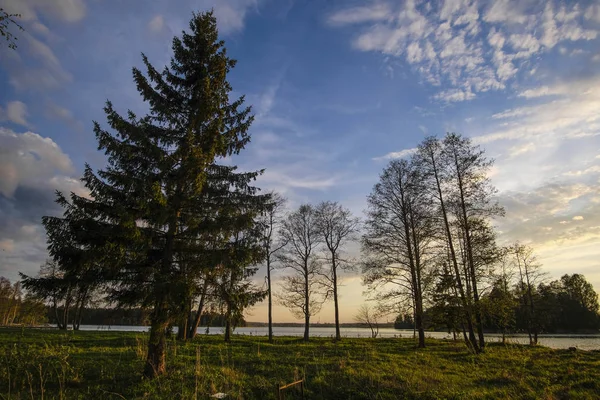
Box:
[1,10,598,379]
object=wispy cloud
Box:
[0,0,86,23]
[148,15,165,33]
[373,148,416,161]
[326,3,392,26]
[0,101,30,128]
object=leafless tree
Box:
[315,201,360,341]
[354,304,382,338]
[441,133,505,350]
[362,159,434,348]
[258,192,287,342]
[511,242,545,345]
[276,204,325,341]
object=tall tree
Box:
[48,12,264,377]
[363,159,432,348]
[277,204,324,342]
[258,192,287,343]
[414,137,479,352]
[315,201,359,341]
[442,133,504,350]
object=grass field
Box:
[1,328,599,399]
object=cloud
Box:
[0,127,86,281]
[327,3,392,26]
[434,87,475,102]
[211,0,260,34]
[0,101,30,127]
[44,101,84,132]
[517,85,565,98]
[586,4,600,23]
[3,31,73,91]
[478,74,600,145]
[148,15,165,33]
[0,0,86,22]
[0,127,74,197]
[328,0,599,102]
[498,180,600,247]
[373,148,416,161]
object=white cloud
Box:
[0,127,74,197]
[328,0,600,102]
[517,85,565,98]
[327,3,392,26]
[373,148,416,161]
[148,15,165,33]
[483,0,528,24]
[0,0,86,22]
[508,141,535,158]
[434,87,475,102]
[482,75,600,145]
[0,101,29,127]
[212,0,259,34]
[573,215,584,221]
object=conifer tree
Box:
[45,11,267,377]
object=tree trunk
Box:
[332,257,341,341]
[188,280,208,340]
[224,303,232,342]
[304,266,310,342]
[267,254,274,343]
[177,313,188,341]
[53,299,63,330]
[144,315,168,378]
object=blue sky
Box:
[1,0,600,323]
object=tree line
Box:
[4,10,598,379]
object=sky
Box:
[1,0,599,324]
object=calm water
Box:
[78,325,600,351]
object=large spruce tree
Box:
[46,11,266,377]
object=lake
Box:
[78,325,600,351]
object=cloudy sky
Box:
[1,0,599,323]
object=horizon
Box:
[1,0,599,324]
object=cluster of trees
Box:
[362,134,504,351]
[0,277,47,326]
[480,272,600,339]
[361,135,600,351]
[262,200,359,342]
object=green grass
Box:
[1,329,599,399]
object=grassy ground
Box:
[1,329,599,399]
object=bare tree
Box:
[511,242,544,345]
[354,304,382,338]
[315,201,360,341]
[414,137,478,351]
[277,204,324,341]
[362,159,433,348]
[258,192,287,343]
[442,133,504,350]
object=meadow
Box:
[1,328,599,399]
